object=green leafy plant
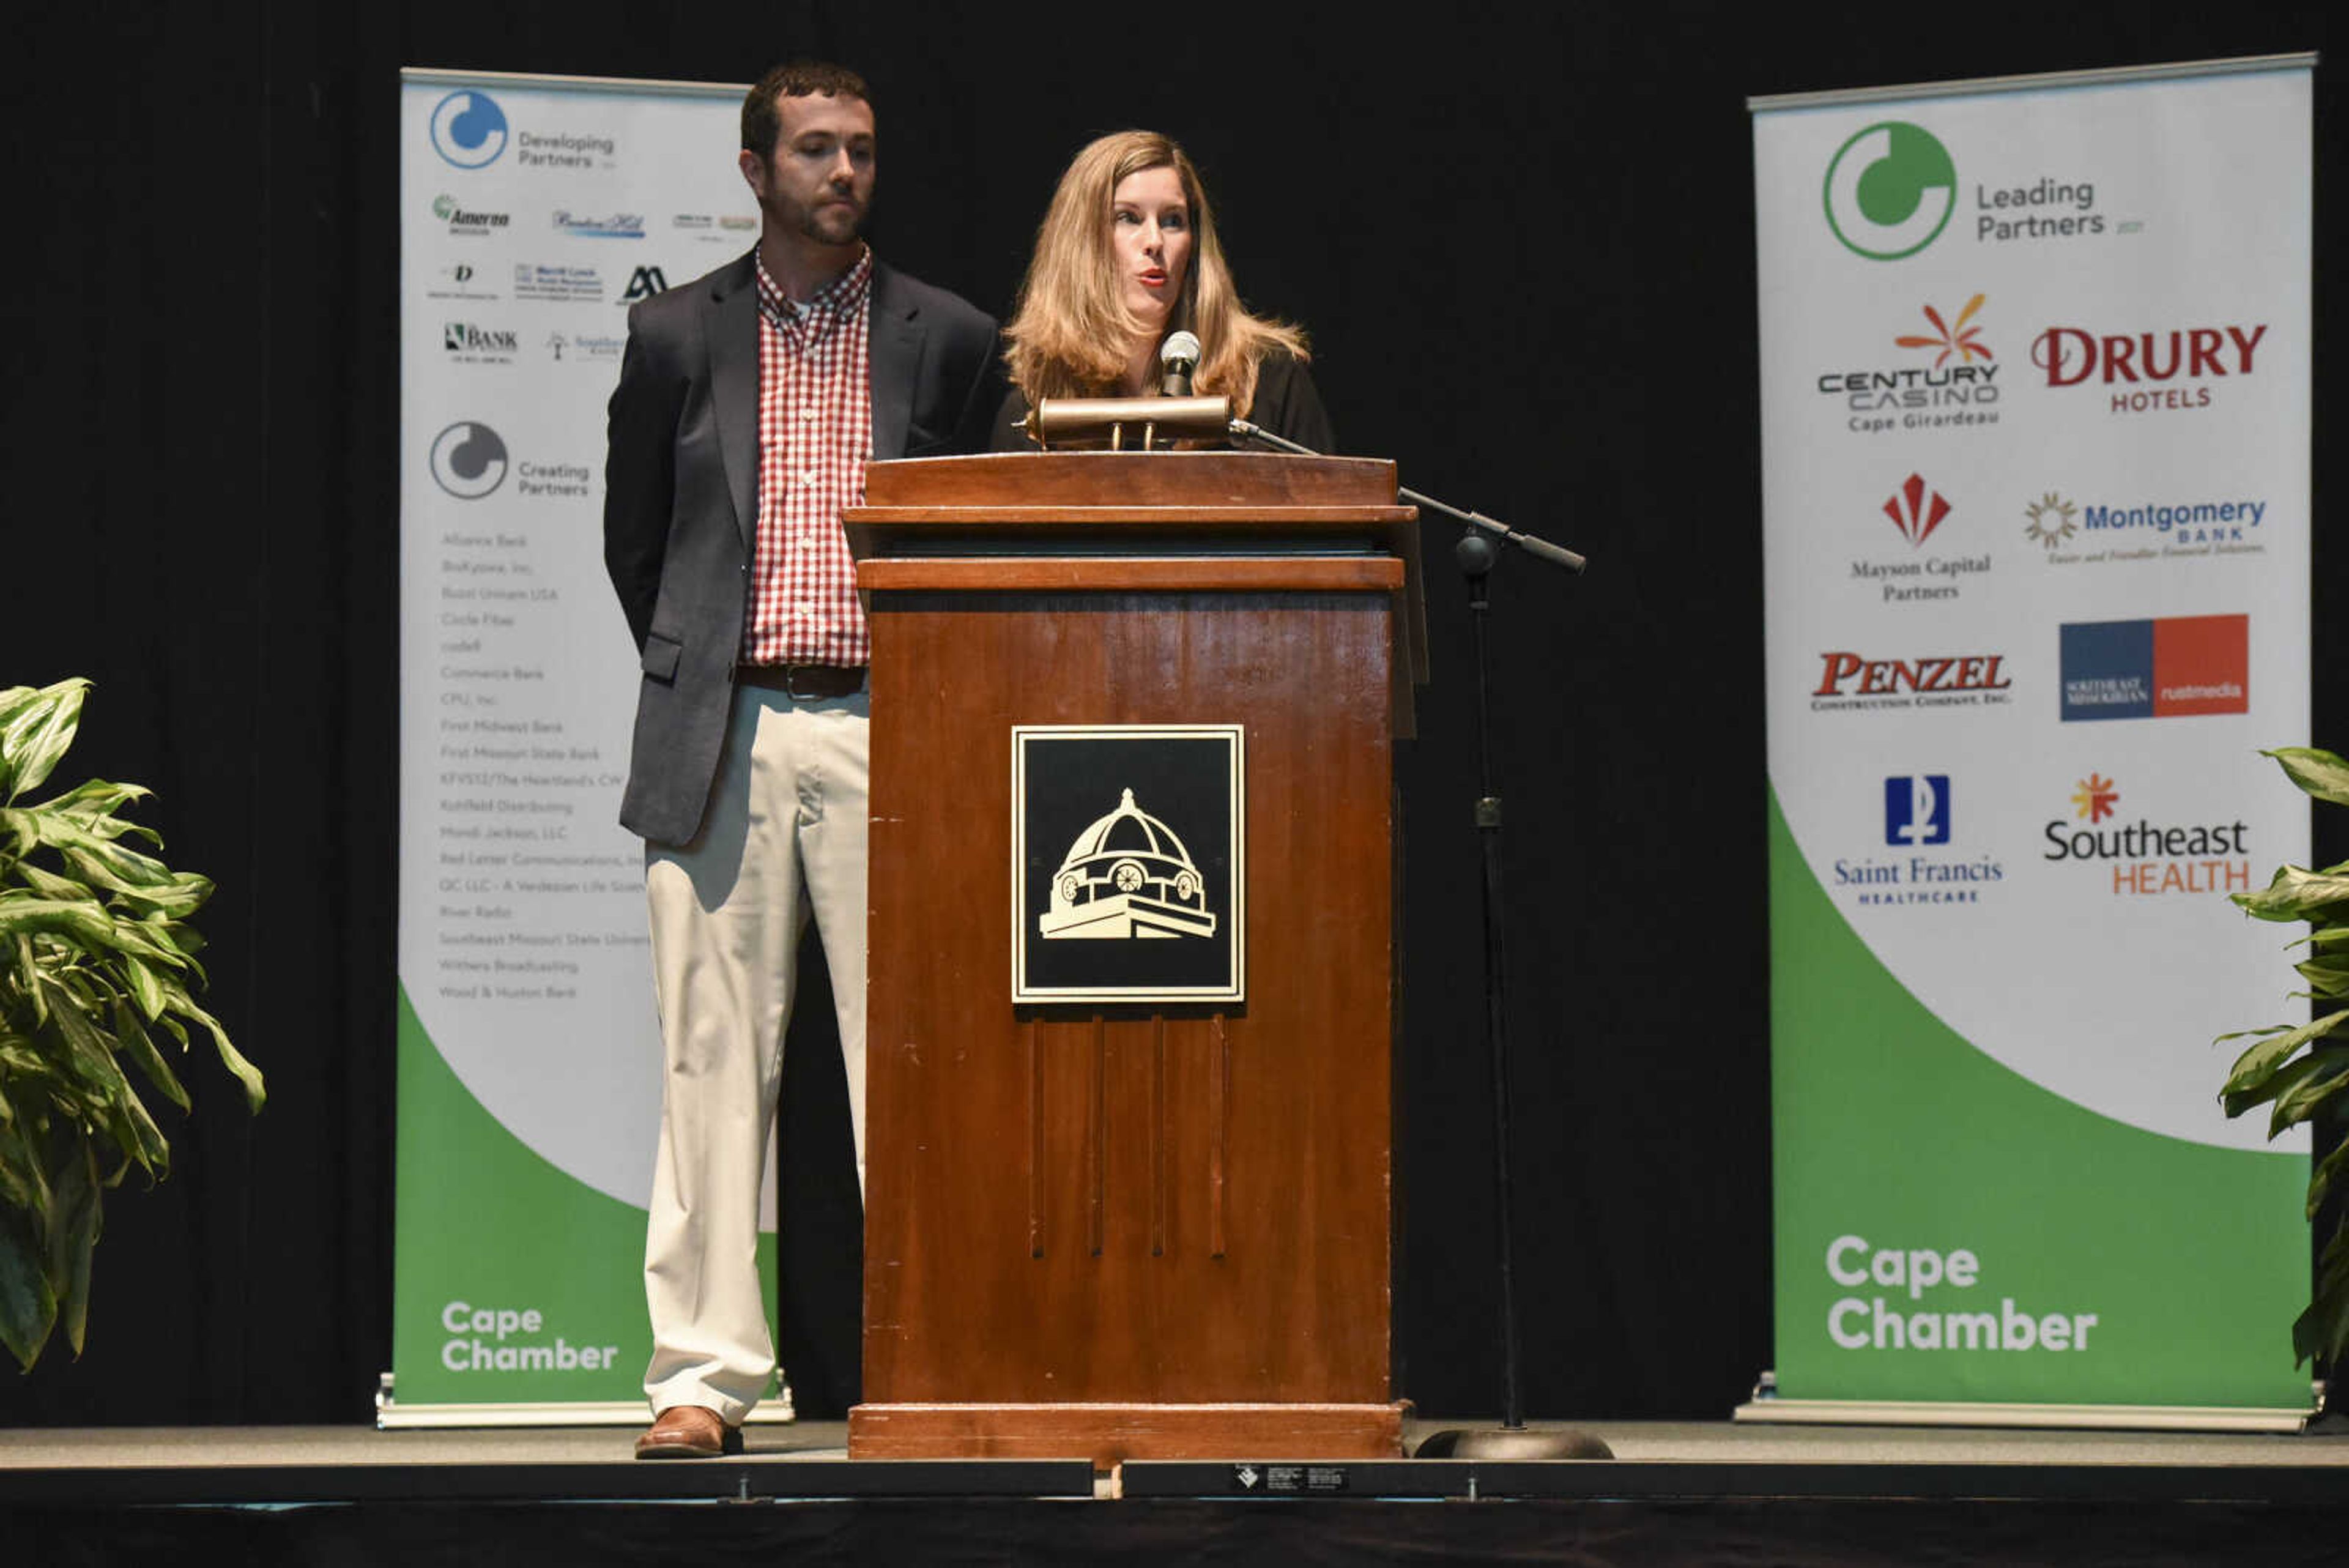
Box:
[2219,746,2349,1372]
[0,678,264,1371]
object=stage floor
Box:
[5,1416,2345,1506]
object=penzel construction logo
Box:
[1812,651,2012,713]
[2058,614,2247,721]
[2042,774,2250,896]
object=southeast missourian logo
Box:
[1039,789,1216,940]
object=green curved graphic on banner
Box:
[1768,792,2307,1408]
[393,983,777,1407]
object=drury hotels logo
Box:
[2031,322,2267,415]
[426,422,590,502]
[1821,121,2126,262]
[1830,775,2002,907]
[1851,473,1989,604]
[2043,772,2250,896]
[2025,490,2268,563]
[1011,726,1244,1004]
[2058,614,2247,721]
[1819,295,2000,436]
[425,261,497,302]
[1810,650,2012,713]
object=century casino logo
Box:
[1819,295,2001,436]
[1811,650,2013,713]
[2042,773,2251,897]
[2031,322,2268,415]
[1850,474,1991,605]
[2058,614,2247,722]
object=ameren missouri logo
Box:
[1811,652,2013,713]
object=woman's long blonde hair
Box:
[1003,130,1307,415]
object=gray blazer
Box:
[603,250,1001,846]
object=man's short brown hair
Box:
[741,61,872,157]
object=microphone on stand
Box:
[1159,330,1201,397]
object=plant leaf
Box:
[45,1132,101,1356]
[0,1202,58,1372]
[2307,1133,2349,1221]
[2269,1049,2349,1135]
[2224,1050,2324,1119]
[110,998,189,1113]
[2219,1013,2349,1102]
[2232,866,2349,923]
[2262,746,2349,807]
[0,678,87,805]
[177,1000,265,1113]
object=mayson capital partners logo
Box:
[1824,122,1956,260]
[1846,474,1991,606]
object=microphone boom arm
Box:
[1226,418,1588,574]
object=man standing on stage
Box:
[602,60,1000,1459]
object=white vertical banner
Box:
[393,70,767,1423]
[1750,57,2314,1422]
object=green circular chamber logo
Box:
[1824,122,1956,261]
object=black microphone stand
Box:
[1231,420,1609,1462]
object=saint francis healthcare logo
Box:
[1830,773,2001,905]
[1819,297,2002,435]
[1012,726,1244,1004]
[2043,773,2252,897]
[429,90,509,169]
[1885,776,1950,845]
[1824,122,1956,260]
[428,422,508,499]
[2058,614,2248,722]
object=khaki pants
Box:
[640,685,868,1422]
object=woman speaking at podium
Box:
[993,130,1334,451]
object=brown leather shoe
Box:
[634,1404,743,1459]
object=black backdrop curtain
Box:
[1,2,2339,1425]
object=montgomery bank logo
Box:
[2043,773,2251,896]
[2027,491,2269,563]
[1824,122,1956,260]
[1811,650,2013,712]
[2030,322,2268,415]
[1819,296,2001,435]
[2058,614,2247,721]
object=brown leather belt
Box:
[735,663,866,699]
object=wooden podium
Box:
[842,453,1423,1464]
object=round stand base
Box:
[1416,1426,1615,1460]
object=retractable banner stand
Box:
[1748,57,2315,1427]
[392,70,769,1426]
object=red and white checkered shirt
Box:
[744,248,874,667]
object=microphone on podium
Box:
[1159,330,1201,397]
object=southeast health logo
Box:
[430,90,509,169]
[1824,122,1955,261]
[1885,776,1950,846]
